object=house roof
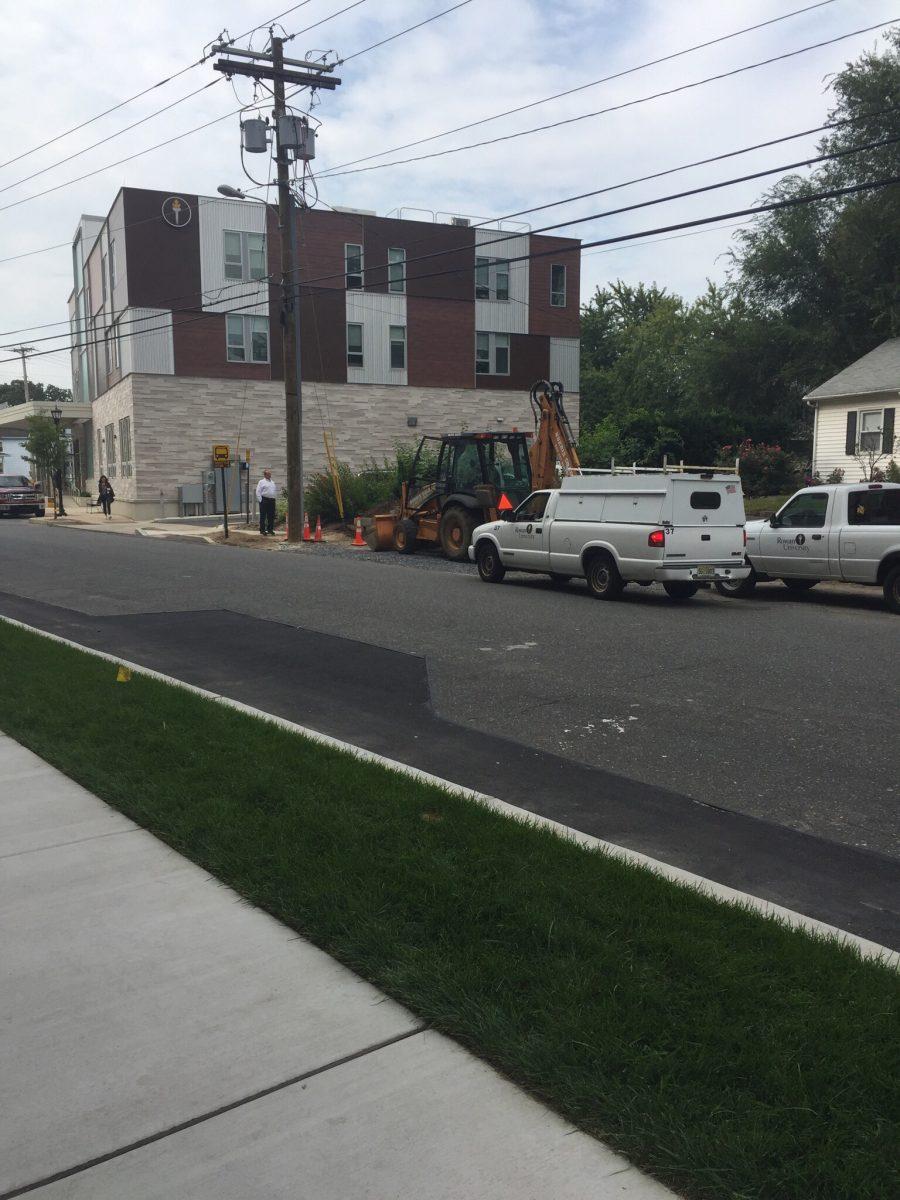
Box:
[805,338,900,401]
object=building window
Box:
[347,323,363,367]
[475,331,510,376]
[225,314,269,363]
[388,247,405,293]
[109,240,116,289]
[389,325,406,370]
[475,257,510,302]
[105,423,117,478]
[223,231,267,282]
[550,264,566,307]
[345,243,364,290]
[101,253,108,302]
[96,429,103,473]
[859,410,883,452]
[118,417,133,478]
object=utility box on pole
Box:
[276,116,316,160]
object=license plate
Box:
[696,565,714,578]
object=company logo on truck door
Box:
[776,534,808,551]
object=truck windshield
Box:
[0,476,30,487]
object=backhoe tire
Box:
[393,519,418,554]
[476,542,505,584]
[585,552,624,601]
[715,567,758,599]
[440,506,475,562]
[782,578,818,592]
[663,581,698,601]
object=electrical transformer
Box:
[277,116,316,160]
[241,119,270,154]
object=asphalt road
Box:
[1,520,898,865]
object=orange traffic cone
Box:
[352,516,366,547]
[314,515,323,542]
[302,513,312,541]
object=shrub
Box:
[302,441,433,523]
[885,460,900,483]
[718,438,804,497]
[826,467,845,484]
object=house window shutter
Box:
[882,407,895,454]
[845,410,857,455]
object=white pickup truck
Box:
[716,482,900,613]
[469,468,749,600]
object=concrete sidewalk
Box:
[1,732,674,1200]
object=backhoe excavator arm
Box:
[528,380,580,489]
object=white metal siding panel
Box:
[345,292,408,386]
[119,307,174,377]
[109,193,128,313]
[812,395,897,483]
[474,229,528,334]
[198,196,269,317]
[549,337,580,392]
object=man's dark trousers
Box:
[259,497,276,535]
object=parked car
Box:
[716,482,900,613]
[469,467,749,599]
[0,475,44,518]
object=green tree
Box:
[0,380,73,407]
[23,413,67,489]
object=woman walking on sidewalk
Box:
[97,475,115,520]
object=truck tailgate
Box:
[664,480,746,565]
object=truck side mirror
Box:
[769,514,780,528]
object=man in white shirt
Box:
[256,468,278,536]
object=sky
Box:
[0,0,894,389]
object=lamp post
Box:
[49,404,67,518]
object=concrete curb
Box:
[1,612,896,968]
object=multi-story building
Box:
[67,187,581,518]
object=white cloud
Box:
[0,0,893,387]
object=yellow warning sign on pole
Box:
[213,444,230,466]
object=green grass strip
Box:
[1,623,897,1200]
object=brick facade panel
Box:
[528,235,581,338]
[172,311,271,381]
[407,297,473,389]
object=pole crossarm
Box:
[213,60,340,89]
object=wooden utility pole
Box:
[271,36,303,544]
[5,345,35,404]
[213,38,340,545]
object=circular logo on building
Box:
[795,533,806,545]
[162,196,192,228]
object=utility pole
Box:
[271,35,303,544]
[5,345,35,404]
[213,37,340,545]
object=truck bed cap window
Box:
[690,491,722,509]
[848,488,900,525]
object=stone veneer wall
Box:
[90,375,138,502]
[96,374,580,518]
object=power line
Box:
[0,1,319,173]
[0,80,225,199]
[3,173,896,368]
[324,0,841,173]
[2,115,895,346]
[337,0,474,62]
[317,17,900,179]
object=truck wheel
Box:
[393,519,418,554]
[585,553,624,600]
[782,578,818,592]
[663,581,698,601]
[883,564,900,614]
[476,542,505,583]
[440,507,475,562]
[715,567,758,599]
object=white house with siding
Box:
[806,339,899,482]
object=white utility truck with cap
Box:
[469,463,749,600]
[716,481,900,613]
